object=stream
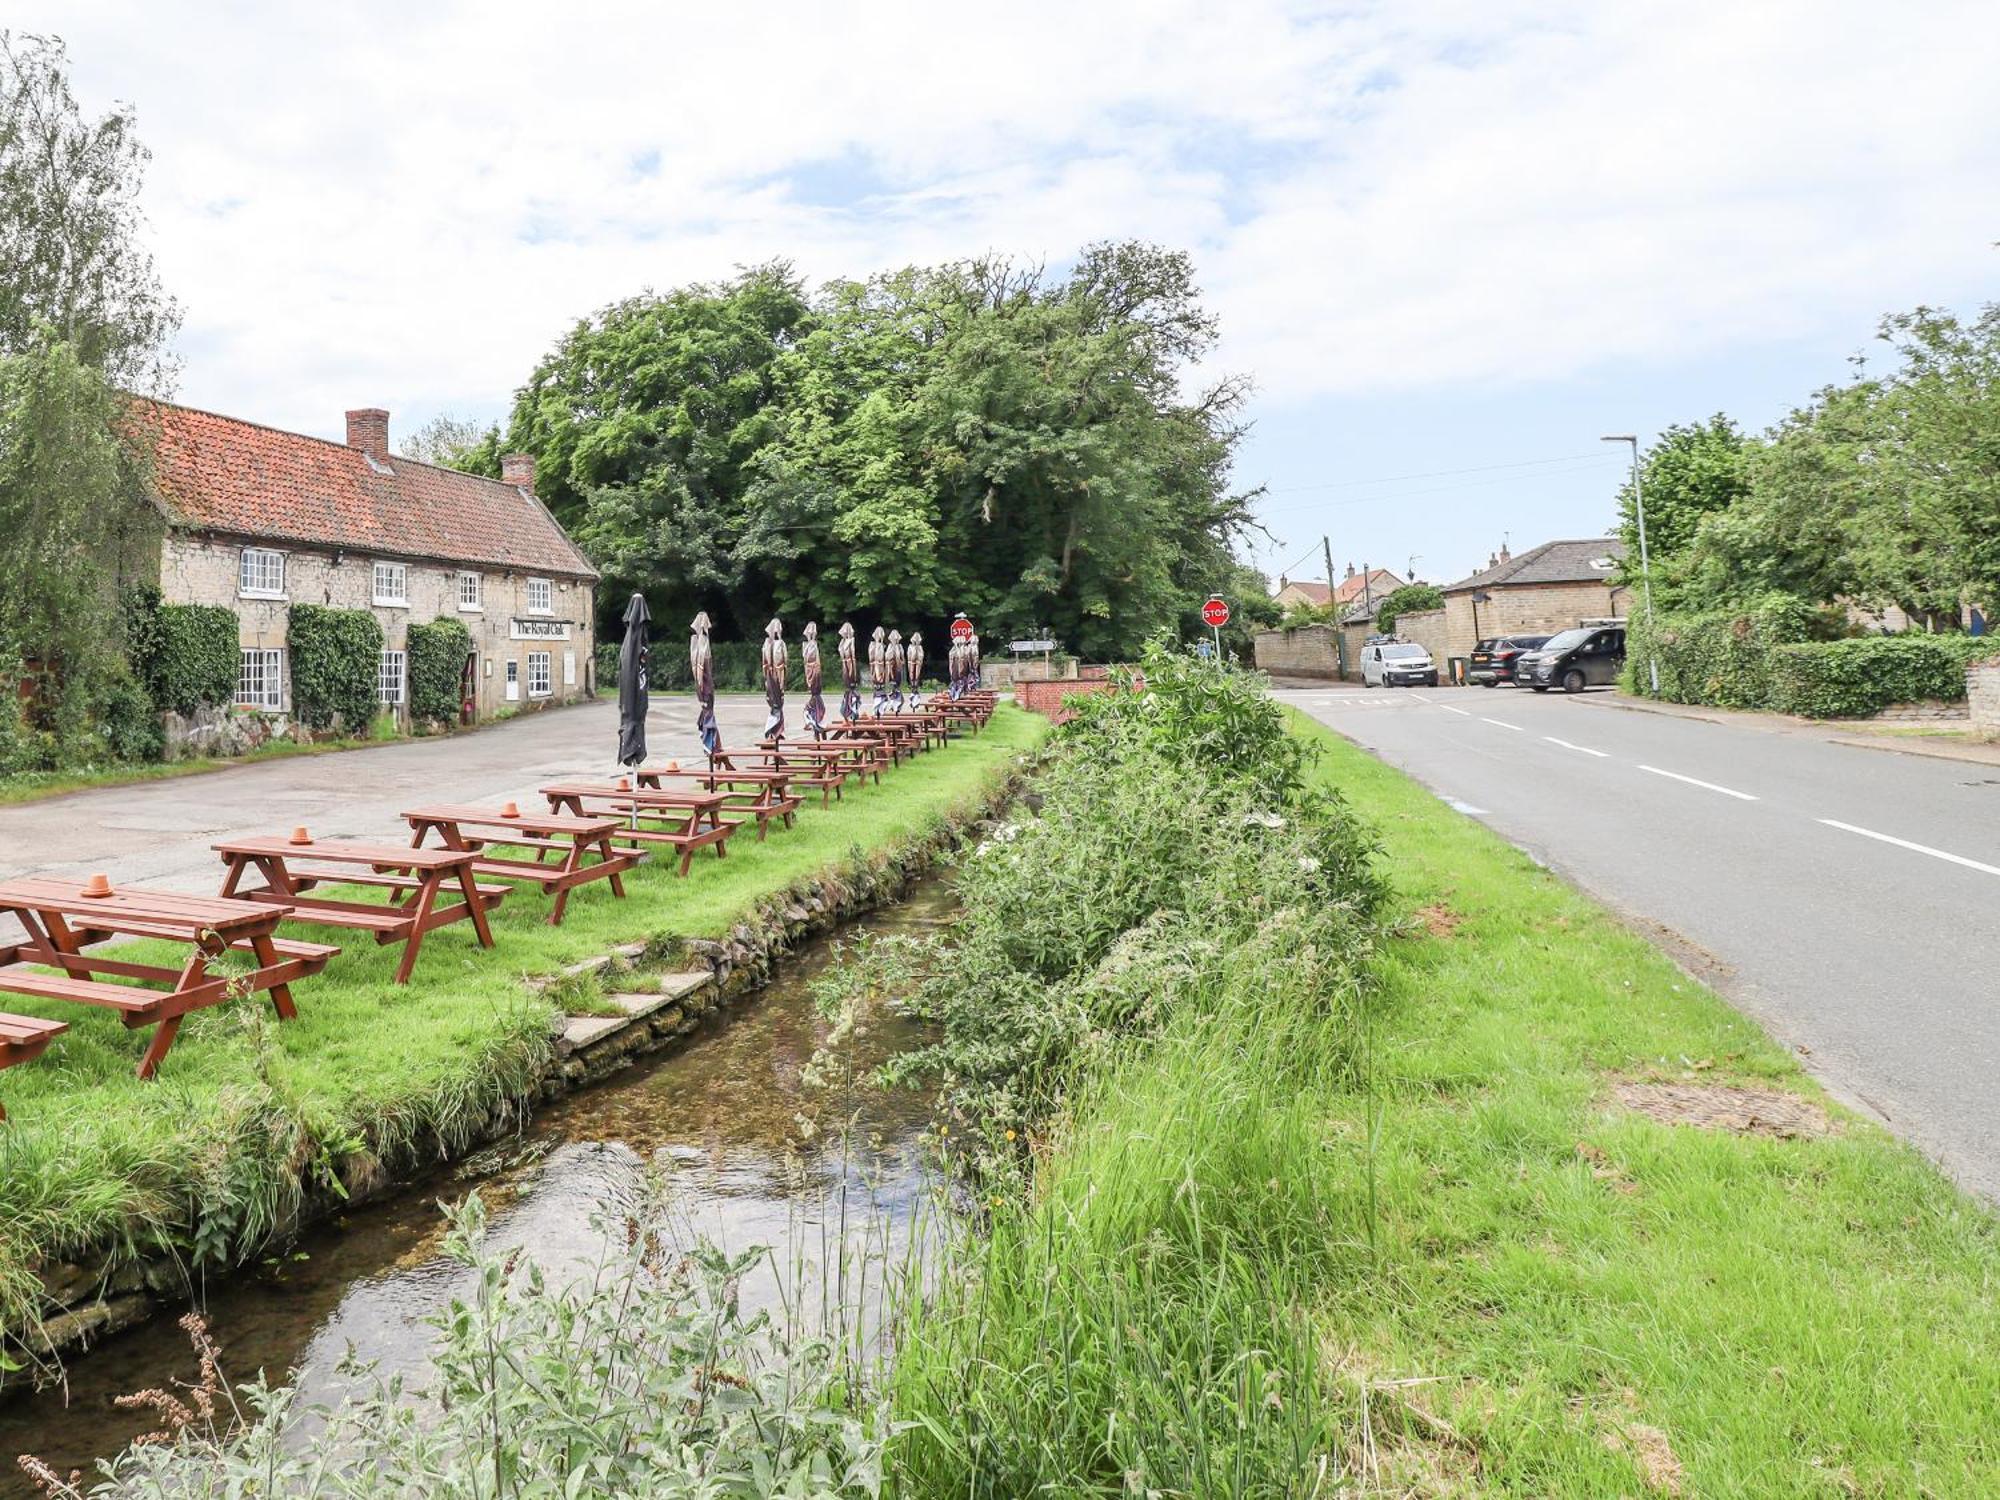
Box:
[0,879,954,1492]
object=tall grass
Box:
[849,650,1388,1494]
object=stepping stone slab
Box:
[560,1015,629,1053]
[658,972,713,1001]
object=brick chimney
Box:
[501,452,537,491]
[1498,541,1512,563]
[345,408,389,457]
[1344,562,1356,579]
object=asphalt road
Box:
[0,694,776,904]
[1282,681,2000,1200]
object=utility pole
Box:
[1602,435,1660,694]
[1362,563,1374,616]
[1321,535,1336,614]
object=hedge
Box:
[596,638,765,692]
[123,586,240,716]
[1626,597,1816,710]
[407,617,472,727]
[288,604,383,730]
[1770,635,2000,719]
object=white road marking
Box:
[1480,717,1525,732]
[1818,819,2000,878]
[1542,735,1609,758]
[1406,692,1431,703]
[1439,705,1473,717]
[1638,764,1758,801]
[1446,798,1490,815]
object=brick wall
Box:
[1254,624,1342,678]
[160,533,597,723]
[1969,658,2000,734]
[1014,675,1135,724]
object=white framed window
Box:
[458,571,483,611]
[238,548,286,599]
[526,577,553,615]
[378,649,406,705]
[372,561,408,606]
[526,651,552,698]
[237,649,284,709]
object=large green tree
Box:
[504,244,1260,658]
[0,32,176,723]
[1612,415,1752,609]
[1687,306,2000,628]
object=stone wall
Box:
[1253,623,1342,679]
[161,533,597,723]
[983,657,1077,689]
[1439,580,1629,661]
[1965,657,2000,733]
[1393,607,1451,671]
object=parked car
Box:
[1468,634,1552,686]
[1361,640,1439,688]
[1517,626,1626,693]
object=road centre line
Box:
[1543,735,1609,758]
[1439,704,1473,717]
[1818,819,2000,879]
[1480,717,1525,732]
[1638,764,1758,801]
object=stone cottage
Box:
[134,401,597,728]
[1433,539,1631,662]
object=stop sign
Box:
[1201,596,1230,628]
[950,615,974,641]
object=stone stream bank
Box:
[17,764,1028,1375]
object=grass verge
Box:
[1302,709,2000,1495]
[888,698,2000,1496]
[0,707,1045,1360]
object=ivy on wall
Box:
[124,585,239,715]
[288,604,383,731]
[407,617,472,727]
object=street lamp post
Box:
[1603,434,1660,695]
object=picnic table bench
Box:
[719,744,872,799]
[821,722,922,763]
[636,767,802,836]
[402,804,639,924]
[214,835,504,985]
[0,1012,65,1119]
[0,877,334,1079]
[541,782,737,876]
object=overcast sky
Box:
[39,0,2000,589]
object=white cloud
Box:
[36,0,2000,443]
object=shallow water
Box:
[0,879,952,1492]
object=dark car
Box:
[1468,634,1552,686]
[1518,626,1626,693]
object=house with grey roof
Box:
[1434,538,1631,662]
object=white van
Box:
[1361,640,1438,688]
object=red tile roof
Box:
[1334,567,1404,604]
[133,399,597,579]
[1281,580,1334,604]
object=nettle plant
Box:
[23,1192,892,1499]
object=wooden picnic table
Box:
[858,713,952,749]
[541,781,737,876]
[636,767,802,836]
[821,721,923,762]
[402,804,639,925]
[214,836,504,985]
[716,743,875,799]
[0,877,335,1079]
